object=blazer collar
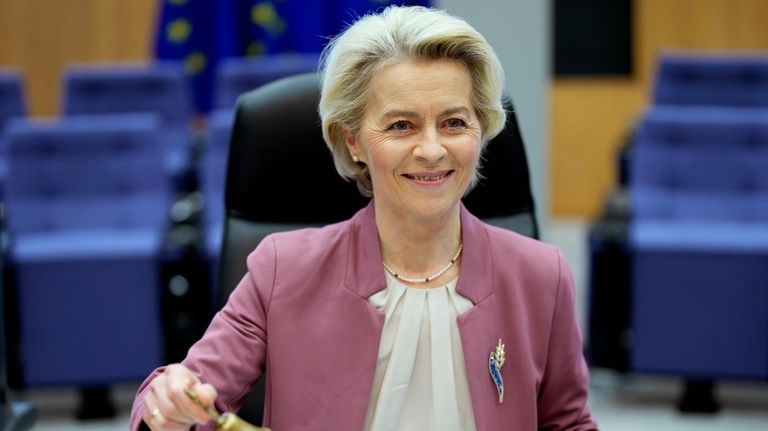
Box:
[455,204,495,304]
[343,200,495,305]
[343,201,385,299]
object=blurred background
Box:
[1,0,767,429]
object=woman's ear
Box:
[344,130,361,162]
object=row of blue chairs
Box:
[4,113,169,385]
[654,53,768,107]
[0,54,319,126]
[0,56,316,389]
[588,53,768,389]
[630,105,768,379]
[1,54,319,191]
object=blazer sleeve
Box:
[129,236,277,431]
[537,249,599,431]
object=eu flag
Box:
[155,0,430,113]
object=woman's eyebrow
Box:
[380,106,471,121]
[381,110,420,121]
[439,107,472,117]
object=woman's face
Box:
[345,59,482,222]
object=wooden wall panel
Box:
[550,80,645,216]
[0,0,157,117]
[551,0,768,217]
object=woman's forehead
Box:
[366,60,474,116]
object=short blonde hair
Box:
[319,5,506,196]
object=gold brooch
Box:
[488,339,505,404]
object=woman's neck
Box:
[375,203,462,289]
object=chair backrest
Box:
[0,68,25,132]
[218,73,369,304]
[0,69,26,189]
[214,54,319,110]
[653,53,768,108]
[62,62,192,125]
[463,97,539,238]
[214,72,539,424]
[631,106,768,222]
[3,113,171,235]
[217,72,539,302]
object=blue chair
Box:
[63,62,191,124]
[629,106,768,379]
[0,68,26,188]
[587,53,768,374]
[214,54,319,110]
[654,53,768,108]
[62,62,194,190]
[0,69,24,130]
[0,68,36,429]
[3,113,171,386]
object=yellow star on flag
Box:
[247,41,267,57]
[252,2,286,35]
[166,18,191,44]
[185,51,207,75]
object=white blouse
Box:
[363,273,477,431]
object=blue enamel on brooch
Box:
[488,338,505,404]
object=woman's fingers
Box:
[164,366,212,424]
[143,364,217,429]
[195,382,219,407]
[143,390,191,431]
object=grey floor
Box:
[12,219,768,430]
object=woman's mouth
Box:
[402,170,454,187]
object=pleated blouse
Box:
[363,273,477,431]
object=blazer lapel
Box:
[344,200,387,299]
[335,201,387,430]
[455,205,494,303]
[458,297,504,431]
[456,206,503,430]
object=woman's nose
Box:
[413,129,447,163]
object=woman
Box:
[132,6,598,431]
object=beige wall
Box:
[551,0,768,217]
[0,0,157,117]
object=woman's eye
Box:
[389,120,410,131]
[446,118,466,128]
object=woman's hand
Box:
[142,364,218,430]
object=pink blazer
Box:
[131,202,598,430]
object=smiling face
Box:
[344,59,482,223]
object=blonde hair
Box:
[319,5,506,196]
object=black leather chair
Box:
[215,72,538,424]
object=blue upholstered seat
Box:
[0,68,25,189]
[629,106,768,379]
[0,69,24,130]
[63,63,191,124]
[62,62,194,189]
[3,113,171,386]
[588,53,768,377]
[654,54,768,107]
[214,54,319,110]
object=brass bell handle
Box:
[184,387,271,431]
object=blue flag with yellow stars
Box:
[155,0,430,113]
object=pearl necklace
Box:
[382,243,463,284]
